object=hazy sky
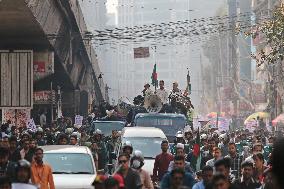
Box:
[80,0,227,106]
[80,0,226,29]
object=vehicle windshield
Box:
[43,153,95,174]
[135,116,186,136]
[92,122,124,136]
[122,137,163,158]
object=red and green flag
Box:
[191,127,201,171]
[151,64,158,87]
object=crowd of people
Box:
[0,113,283,189]
[0,80,284,189]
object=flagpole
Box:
[154,46,157,92]
[216,112,219,128]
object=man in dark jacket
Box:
[160,155,196,189]
[233,161,261,189]
[0,147,16,181]
[118,153,142,189]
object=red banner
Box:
[34,61,45,73]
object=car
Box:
[133,113,187,142]
[90,121,125,136]
[41,145,96,189]
[118,127,167,176]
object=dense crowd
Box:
[0,115,283,189]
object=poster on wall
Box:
[33,50,54,81]
[2,109,30,128]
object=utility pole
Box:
[228,0,239,115]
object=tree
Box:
[244,6,284,66]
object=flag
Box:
[187,71,191,95]
[191,127,201,171]
[151,64,158,87]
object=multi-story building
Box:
[101,0,226,108]
[252,0,281,117]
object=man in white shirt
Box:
[156,80,169,104]
[39,111,47,127]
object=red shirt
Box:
[153,152,173,181]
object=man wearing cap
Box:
[131,150,153,189]
[92,130,108,171]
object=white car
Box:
[41,145,96,189]
[120,127,167,176]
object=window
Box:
[44,153,94,174]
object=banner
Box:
[207,117,230,131]
[218,118,230,132]
[2,109,30,128]
[27,118,36,132]
[74,115,83,127]
[245,120,257,132]
[33,50,54,81]
[134,47,150,58]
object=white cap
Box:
[176,131,184,138]
[176,143,184,149]
[94,129,103,135]
[200,134,207,140]
[65,128,74,134]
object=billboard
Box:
[2,109,30,128]
[34,90,56,105]
[33,51,54,81]
[134,47,150,58]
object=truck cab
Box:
[133,113,187,142]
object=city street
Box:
[0,0,284,189]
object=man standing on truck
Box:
[171,82,182,96]
[142,83,153,97]
[156,80,169,104]
[153,140,174,183]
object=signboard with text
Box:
[33,90,55,104]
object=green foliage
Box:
[244,6,284,66]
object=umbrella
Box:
[272,113,284,126]
[244,112,269,124]
[206,112,225,118]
